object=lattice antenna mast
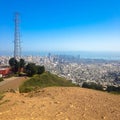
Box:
[14,12,21,59]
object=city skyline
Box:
[0,0,120,54]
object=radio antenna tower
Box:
[14,12,21,59]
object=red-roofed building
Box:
[0,67,11,77]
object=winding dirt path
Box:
[0,77,28,91]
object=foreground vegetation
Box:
[0,78,4,82]
[107,85,120,94]
[82,82,103,91]
[82,81,120,94]
[19,72,77,93]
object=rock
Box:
[7,88,16,93]
[55,112,63,116]
[70,104,74,108]
[54,101,60,104]
[21,100,25,103]
[101,116,106,119]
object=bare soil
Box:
[0,77,28,91]
[0,87,120,120]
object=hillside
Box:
[0,87,120,120]
[19,72,77,93]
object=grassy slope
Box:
[19,72,77,93]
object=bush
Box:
[37,65,45,74]
[25,63,37,77]
[82,82,103,91]
[19,86,34,93]
[0,78,4,82]
[106,85,120,93]
[25,63,45,77]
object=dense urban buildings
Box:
[0,55,120,87]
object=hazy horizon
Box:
[1,50,120,60]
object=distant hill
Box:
[19,72,77,93]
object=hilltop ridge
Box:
[19,72,77,93]
[0,87,120,120]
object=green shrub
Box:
[25,63,37,77]
[82,82,103,91]
[25,63,45,77]
[107,85,120,93]
[0,78,4,82]
[36,65,45,74]
[19,86,34,93]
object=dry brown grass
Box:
[0,87,120,120]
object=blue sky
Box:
[0,0,120,53]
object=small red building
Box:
[0,67,11,77]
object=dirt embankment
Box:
[0,87,120,120]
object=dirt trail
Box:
[0,77,28,91]
[0,87,120,120]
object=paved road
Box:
[0,77,28,91]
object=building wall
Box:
[0,68,11,76]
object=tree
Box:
[19,59,26,72]
[25,63,37,76]
[9,57,16,67]
[37,65,45,74]
[19,59,26,68]
[9,57,19,73]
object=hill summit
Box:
[0,87,120,120]
[0,72,120,120]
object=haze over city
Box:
[0,0,120,54]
